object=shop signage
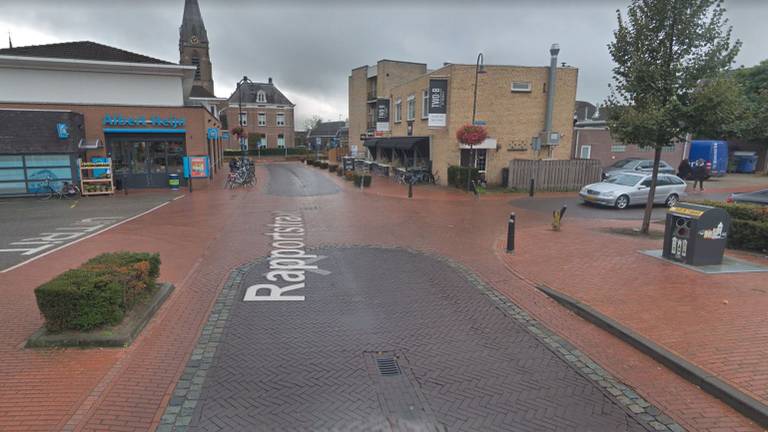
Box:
[428,79,448,128]
[376,99,390,132]
[221,131,230,140]
[207,128,219,140]
[56,123,69,139]
[103,114,186,128]
[183,156,209,178]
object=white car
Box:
[580,173,688,209]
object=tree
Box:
[732,60,768,141]
[606,0,740,233]
[303,115,322,132]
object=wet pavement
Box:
[266,163,340,197]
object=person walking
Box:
[677,158,692,180]
[691,159,707,192]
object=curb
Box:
[536,284,768,429]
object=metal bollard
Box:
[506,213,516,253]
[408,181,413,198]
[529,178,535,197]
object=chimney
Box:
[544,43,560,135]
[268,77,273,85]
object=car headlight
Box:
[602,191,616,197]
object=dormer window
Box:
[256,90,267,103]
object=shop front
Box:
[107,133,187,189]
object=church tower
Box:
[179,0,214,95]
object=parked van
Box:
[689,140,728,178]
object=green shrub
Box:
[320,162,328,169]
[329,164,338,172]
[728,219,768,251]
[447,165,481,190]
[353,174,372,187]
[699,200,768,223]
[34,252,161,332]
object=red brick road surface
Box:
[0,162,763,431]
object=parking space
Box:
[0,192,182,271]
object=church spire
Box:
[179,0,214,95]
[180,0,208,47]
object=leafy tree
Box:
[606,0,740,233]
[732,60,768,141]
[303,115,322,132]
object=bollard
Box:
[122,171,128,195]
[506,213,516,253]
[188,176,193,193]
[408,181,413,198]
[529,178,535,197]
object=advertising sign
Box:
[428,79,448,128]
[56,123,69,139]
[182,156,210,178]
[375,99,390,132]
[207,128,219,140]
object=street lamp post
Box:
[468,52,485,192]
[236,76,252,161]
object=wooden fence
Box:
[507,159,602,191]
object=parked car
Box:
[602,158,676,179]
[727,189,768,206]
[689,140,728,178]
[580,173,688,209]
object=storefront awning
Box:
[364,136,429,150]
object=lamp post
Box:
[236,76,252,160]
[468,52,485,192]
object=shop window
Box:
[407,95,416,121]
[395,98,402,123]
[276,112,285,127]
[0,155,23,167]
[258,113,266,127]
[167,141,185,174]
[278,134,285,149]
[25,154,71,167]
[0,169,25,181]
[0,182,26,194]
[422,90,429,119]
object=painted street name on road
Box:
[0,217,124,256]
[243,211,329,302]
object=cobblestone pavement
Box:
[170,247,650,432]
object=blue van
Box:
[689,140,729,177]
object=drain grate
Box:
[376,357,401,376]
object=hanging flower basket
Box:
[456,125,488,146]
[231,126,247,138]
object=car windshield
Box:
[610,159,636,168]
[604,174,641,186]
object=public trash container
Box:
[733,151,758,173]
[662,203,730,266]
[168,173,180,190]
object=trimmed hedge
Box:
[34,252,161,332]
[447,166,481,190]
[353,174,372,187]
[319,162,328,169]
[698,201,768,251]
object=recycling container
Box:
[662,203,730,266]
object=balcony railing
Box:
[367,90,377,101]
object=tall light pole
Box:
[468,52,485,192]
[236,76,252,160]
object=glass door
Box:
[148,141,168,187]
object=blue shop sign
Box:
[207,128,219,139]
[221,131,230,140]
[56,123,69,139]
[103,114,186,128]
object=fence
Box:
[507,159,602,191]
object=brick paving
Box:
[0,162,762,431]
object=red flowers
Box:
[231,126,247,138]
[456,125,488,145]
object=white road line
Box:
[173,194,186,201]
[0,200,172,274]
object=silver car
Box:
[603,158,676,179]
[580,173,688,209]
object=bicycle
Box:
[38,177,80,200]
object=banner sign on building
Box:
[428,79,448,128]
[56,123,69,139]
[183,156,210,178]
[375,99,390,132]
[207,128,219,140]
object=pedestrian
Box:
[691,159,706,192]
[677,158,692,180]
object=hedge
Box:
[329,164,338,173]
[697,201,768,251]
[319,162,328,169]
[447,166,481,190]
[34,252,161,332]
[224,148,308,157]
[353,174,372,187]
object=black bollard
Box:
[529,178,535,197]
[506,213,516,253]
[408,181,413,198]
[188,176,193,193]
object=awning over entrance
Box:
[364,136,429,150]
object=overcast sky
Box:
[2,0,766,128]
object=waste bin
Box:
[733,151,758,173]
[662,203,730,266]
[168,173,180,190]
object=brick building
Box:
[348,48,578,186]
[220,78,295,150]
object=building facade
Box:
[349,52,578,185]
[220,78,295,150]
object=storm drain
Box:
[365,351,443,432]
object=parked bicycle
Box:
[394,168,437,185]
[38,176,81,200]
[225,158,257,189]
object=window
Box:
[258,112,266,127]
[611,144,627,152]
[238,112,248,126]
[395,98,402,123]
[422,90,429,119]
[579,145,591,159]
[407,94,416,121]
[191,57,201,80]
[511,81,532,92]
[276,112,285,127]
[259,136,267,148]
[277,134,285,149]
[256,90,267,103]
